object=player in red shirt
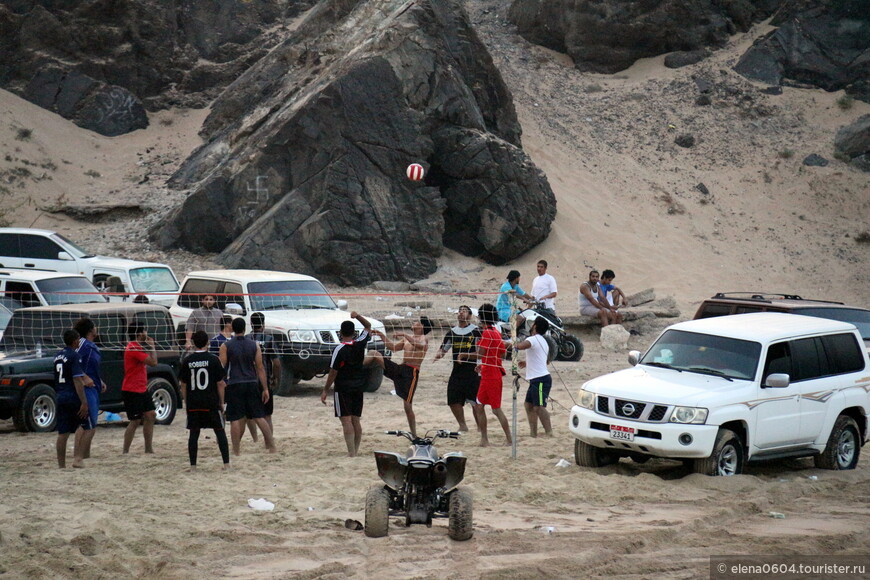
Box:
[475,303,512,447]
[122,323,158,454]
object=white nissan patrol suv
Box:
[569,312,870,476]
[169,270,388,392]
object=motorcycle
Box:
[497,301,584,362]
[365,429,473,541]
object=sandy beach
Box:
[1,323,868,579]
[0,1,869,577]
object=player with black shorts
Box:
[180,330,230,470]
[219,317,276,456]
[321,312,374,457]
[434,305,483,433]
[54,329,95,468]
[248,312,282,431]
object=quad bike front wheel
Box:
[364,485,390,538]
[447,488,473,541]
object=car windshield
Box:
[640,329,761,381]
[130,267,179,292]
[36,277,107,305]
[50,233,94,258]
[248,280,337,311]
[798,308,870,341]
[0,303,12,331]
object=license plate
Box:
[609,424,635,442]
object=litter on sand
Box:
[769,512,785,519]
[555,459,571,468]
[247,498,275,511]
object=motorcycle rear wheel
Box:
[447,488,473,541]
[364,485,390,537]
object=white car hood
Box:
[584,366,753,407]
[261,309,384,331]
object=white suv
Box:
[569,312,869,476]
[0,270,106,308]
[0,228,178,304]
[169,270,388,391]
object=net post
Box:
[510,293,518,460]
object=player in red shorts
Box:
[475,303,512,447]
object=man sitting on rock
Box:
[598,269,628,322]
[579,269,619,326]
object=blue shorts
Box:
[525,374,552,408]
[84,387,99,429]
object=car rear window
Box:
[696,303,732,318]
[797,307,870,341]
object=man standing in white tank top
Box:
[515,317,552,437]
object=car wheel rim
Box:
[32,394,56,428]
[837,429,856,467]
[152,389,171,421]
[718,444,738,476]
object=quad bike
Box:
[365,429,473,541]
[497,300,583,362]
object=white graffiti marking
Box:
[236,175,269,221]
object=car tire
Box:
[694,428,745,476]
[364,485,390,538]
[15,383,57,432]
[574,439,619,467]
[556,335,583,362]
[814,415,860,471]
[148,377,177,425]
[447,487,474,541]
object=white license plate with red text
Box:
[609,424,636,442]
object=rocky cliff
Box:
[734,0,870,103]
[507,0,781,74]
[153,0,556,285]
[0,0,312,135]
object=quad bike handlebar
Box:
[384,429,460,444]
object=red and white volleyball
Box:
[406,163,425,181]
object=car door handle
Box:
[24,264,34,267]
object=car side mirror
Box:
[764,373,790,388]
[335,299,348,311]
[224,303,244,316]
[628,350,641,366]
[57,251,73,261]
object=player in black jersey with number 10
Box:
[179,331,230,470]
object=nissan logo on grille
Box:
[622,403,636,416]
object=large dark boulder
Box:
[734,3,870,102]
[507,0,781,73]
[834,114,870,172]
[24,66,148,136]
[0,1,314,133]
[154,0,556,285]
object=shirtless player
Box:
[370,317,432,436]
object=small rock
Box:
[695,183,710,195]
[802,154,829,167]
[674,134,695,148]
[600,324,630,351]
[695,94,712,106]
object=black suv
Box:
[694,293,870,352]
[0,303,182,432]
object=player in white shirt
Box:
[515,317,552,437]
